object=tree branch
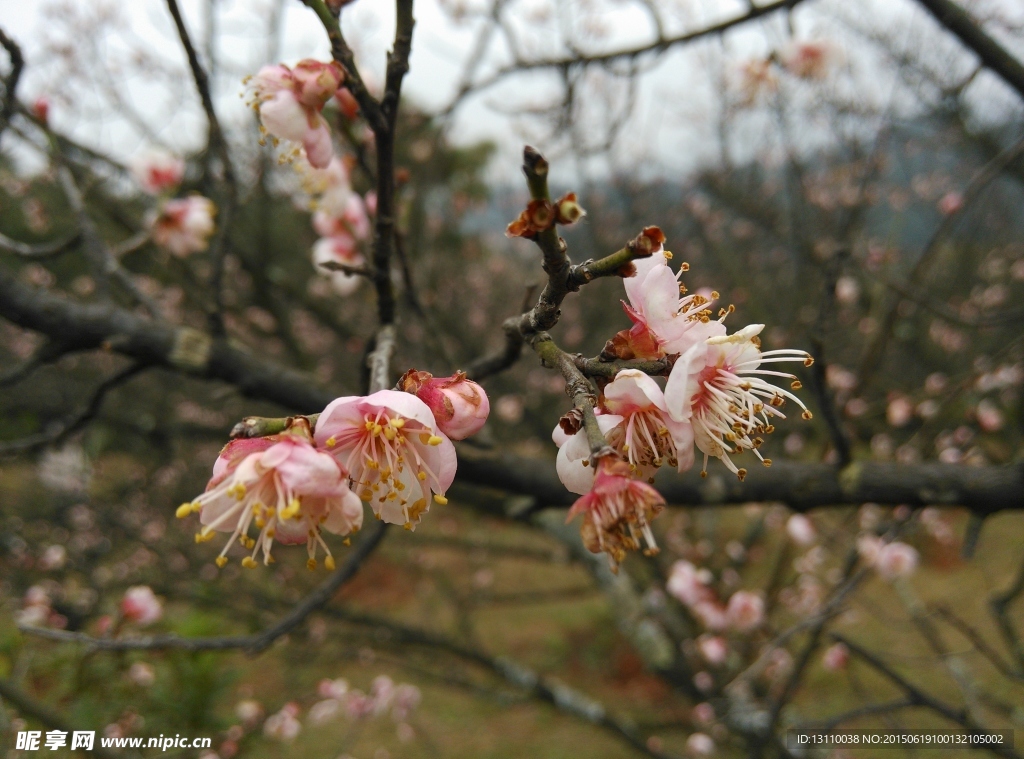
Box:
[914,0,1024,101]
[0,27,23,140]
[165,0,237,336]
[19,520,388,655]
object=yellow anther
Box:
[390,417,405,428]
[307,558,317,571]
[215,556,228,568]
[383,426,397,441]
[428,435,443,446]
[371,423,383,436]
[417,471,427,481]
[763,459,772,467]
[343,537,352,546]
[433,494,448,505]
[791,380,803,390]
[176,503,193,519]
[737,468,748,481]
[325,555,336,570]
[366,459,379,469]
[241,557,258,569]
[281,498,301,520]
[680,262,690,271]
[365,420,375,431]
[419,432,432,444]
[804,356,815,367]
[404,522,413,531]
[325,436,337,448]
[255,516,266,529]
[266,527,275,538]
[801,410,814,420]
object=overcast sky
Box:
[2,0,1022,183]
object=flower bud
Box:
[398,369,490,440]
[554,192,586,225]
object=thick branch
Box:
[2,264,1022,514]
[0,680,128,759]
[914,0,1024,101]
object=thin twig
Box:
[0,363,146,455]
[0,27,24,140]
[165,0,237,336]
[0,231,81,259]
[19,520,388,654]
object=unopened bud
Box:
[398,369,490,440]
[555,192,586,225]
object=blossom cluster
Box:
[130,150,216,257]
[178,374,489,569]
[259,675,422,745]
[555,243,813,567]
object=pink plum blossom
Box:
[822,642,849,671]
[121,586,163,626]
[312,235,365,296]
[249,60,344,168]
[398,370,490,440]
[697,634,729,665]
[781,40,837,79]
[665,324,812,479]
[786,514,817,546]
[315,390,457,529]
[263,704,301,741]
[565,457,665,569]
[666,560,715,608]
[318,678,349,699]
[875,541,919,580]
[938,191,964,215]
[686,732,715,757]
[181,420,362,569]
[150,196,216,257]
[130,150,185,195]
[886,396,913,427]
[976,400,1004,432]
[726,590,764,631]
[615,246,726,360]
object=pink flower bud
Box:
[822,642,849,671]
[121,586,163,626]
[130,150,185,195]
[291,60,345,110]
[398,370,490,440]
[32,96,50,125]
[786,514,817,546]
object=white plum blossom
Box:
[555,370,693,493]
[312,235,365,296]
[665,324,813,480]
[130,149,184,195]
